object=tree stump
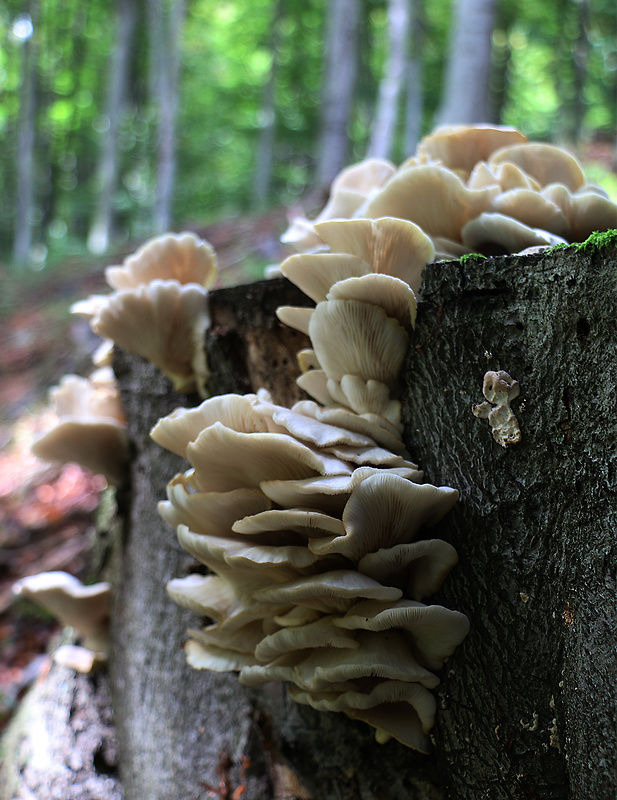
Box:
[3,244,615,799]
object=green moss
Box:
[459,253,487,265]
[544,242,571,255]
[575,229,617,253]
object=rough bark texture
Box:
[4,244,616,799]
[401,244,617,799]
[0,652,122,800]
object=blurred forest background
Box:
[1,0,616,273]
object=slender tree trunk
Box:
[315,0,361,193]
[436,0,497,125]
[151,0,185,233]
[13,5,38,264]
[403,0,424,156]
[87,0,138,254]
[367,0,410,160]
[252,0,283,207]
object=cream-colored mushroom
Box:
[488,142,585,192]
[415,123,528,175]
[362,166,497,242]
[105,231,218,290]
[461,212,568,255]
[13,572,111,664]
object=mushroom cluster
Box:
[280,124,617,260]
[32,367,129,487]
[154,227,469,749]
[74,231,218,397]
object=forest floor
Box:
[0,207,293,733]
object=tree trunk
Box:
[3,244,616,798]
[367,0,410,160]
[150,0,185,233]
[252,0,283,207]
[315,0,361,193]
[403,0,424,157]
[87,0,138,254]
[12,4,38,264]
[436,0,497,125]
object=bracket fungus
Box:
[76,231,218,397]
[473,370,522,448]
[153,191,469,752]
[13,571,111,672]
[32,368,129,487]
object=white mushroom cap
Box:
[288,680,437,752]
[105,231,218,290]
[280,253,371,303]
[309,473,458,562]
[150,394,268,457]
[185,640,259,672]
[259,467,421,515]
[335,599,470,672]
[358,538,459,600]
[362,166,497,242]
[416,123,528,175]
[254,617,359,663]
[314,217,435,295]
[92,280,211,396]
[275,305,313,337]
[488,142,585,192]
[327,274,417,329]
[50,370,124,423]
[159,477,272,536]
[309,299,409,388]
[13,572,110,655]
[253,570,402,613]
[186,423,352,493]
[461,212,568,254]
[489,188,571,239]
[232,508,345,539]
[31,418,130,487]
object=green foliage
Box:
[0,0,615,266]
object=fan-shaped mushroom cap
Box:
[254,617,359,663]
[150,394,268,457]
[253,570,402,613]
[541,183,617,242]
[177,526,322,574]
[488,143,585,192]
[159,478,271,536]
[168,574,290,632]
[327,274,417,329]
[13,572,110,654]
[314,217,435,295]
[70,295,110,320]
[187,423,352,493]
[309,300,408,387]
[490,188,571,239]
[281,159,396,251]
[232,508,345,539]
[185,640,259,672]
[50,369,123,423]
[309,473,458,562]
[292,399,405,453]
[362,166,496,242]
[289,679,437,752]
[92,280,211,395]
[335,598,470,672]
[188,620,266,655]
[416,124,528,175]
[431,237,472,261]
[275,305,313,336]
[295,369,336,407]
[105,231,218,290]
[293,629,439,690]
[280,253,371,304]
[358,539,459,600]
[461,212,568,255]
[31,418,130,487]
[259,467,421,515]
